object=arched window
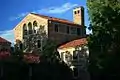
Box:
[28,22,32,34]
[23,24,27,38]
[33,21,37,27]
[33,21,38,33]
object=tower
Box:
[73,6,84,26]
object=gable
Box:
[13,13,48,31]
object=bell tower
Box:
[73,6,84,26]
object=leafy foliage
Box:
[87,0,120,79]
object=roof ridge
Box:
[31,13,72,21]
[30,13,81,26]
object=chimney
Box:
[73,6,84,26]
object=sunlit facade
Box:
[57,38,89,78]
[13,6,86,48]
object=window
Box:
[74,11,77,14]
[33,21,38,34]
[66,26,69,34]
[78,10,80,14]
[34,30,36,33]
[65,51,72,65]
[73,51,78,60]
[61,52,64,60]
[54,24,59,32]
[20,43,23,50]
[77,28,81,35]
[73,68,79,77]
[23,24,27,35]
[28,22,32,34]
[65,51,72,62]
[70,27,76,34]
[33,21,37,27]
[37,40,41,48]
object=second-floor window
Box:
[66,26,69,34]
[70,27,76,34]
[33,21,38,34]
[28,22,33,34]
[77,28,81,36]
[23,24,27,35]
[54,24,59,32]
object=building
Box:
[57,38,89,79]
[13,6,86,48]
[0,37,11,51]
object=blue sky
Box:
[0,0,91,43]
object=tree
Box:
[23,25,47,53]
[87,0,120,79]
[41,39,60,62]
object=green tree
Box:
[87,0,120,79]
[39,39,60,63]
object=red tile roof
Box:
[31,13,82,27]
[58,38,87,49]
[0,37,11,43]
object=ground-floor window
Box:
[37,40,41,48]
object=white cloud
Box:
[9,2,78,21]
[0,30,14,43]
[9,12,28,21]
[36,2,78,14]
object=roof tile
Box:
[31,13,82,26]
[58,38,87,49]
